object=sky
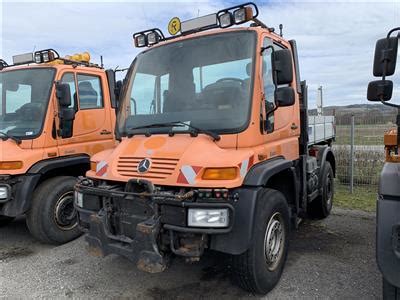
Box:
[1,0,400,108]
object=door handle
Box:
[291,123,298,130]
[100,129,112,135]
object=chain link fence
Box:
[330,107,397,188]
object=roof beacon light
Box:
[65,52,91,63]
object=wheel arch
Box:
[3,155,90,216]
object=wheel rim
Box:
[264,212,285,271]
[54,191,77,231]
[325,172,333,210]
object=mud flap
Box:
[85,210,169,273]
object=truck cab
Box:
[367,28,400,299]
[0,49,118,244]
[75,3,335,295]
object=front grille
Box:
[117,156,179,179]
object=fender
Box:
[0,155,90,216]
[315,145,336,178]
[28,154,90,174]
[243,156,293,187]
[210,157,295,255]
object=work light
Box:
[135,34,147,47]
[233,7,253,24]
[219,12,233,28]
[147,32,159,45]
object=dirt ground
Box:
[0,208,380,299]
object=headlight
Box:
[188,208,229,228]
[0,186,8,200]
[75,191,83,207]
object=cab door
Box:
[56,71,114,157]
[261,36,295,136]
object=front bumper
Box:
[75,178,236,272]
[0,174,40,217]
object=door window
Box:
[60,73,77,110]
[77,74,103,109]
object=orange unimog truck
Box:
[75,3,335,295]
[0,49,119,244]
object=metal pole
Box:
[350,114,355,193]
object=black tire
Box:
[383,277,400,300]
[231,188,290,295]
[0,216,15,227]
[309,162,334,219]
[26,176,81,244]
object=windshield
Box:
[118,31,256,135]
[0,68,55,138]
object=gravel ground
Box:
[0,208,380,299]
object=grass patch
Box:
[334,183,377,212]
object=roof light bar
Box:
[132,2,259,48]
[0,59,9,71]
[133,28,165,48]
[34,49,59,64]
[217,2,258,28]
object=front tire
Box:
[231,188,290,295]
[383,277,400,300]
[0,216,15,227]
[26,176,81,244]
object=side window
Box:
[77,74,103,109]
[60,73,76,110]
[262,38,275,133]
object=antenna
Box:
[279,24,283,37]
[100,55,104,68]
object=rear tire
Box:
[26,176,81,244]
[383,277,400,300]
[309,162,334,219]
[0,216,15,227]
[231,188,290,295]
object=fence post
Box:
[350,114,355,193]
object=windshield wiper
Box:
[0,132,22,144]
[129,121,221,141]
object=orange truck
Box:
[75,3,336,295]
[0,49,118,244]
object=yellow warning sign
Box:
[168,17,181,35]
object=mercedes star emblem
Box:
[137,158,151,173]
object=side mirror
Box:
[373,37,398,77]
[58,107,75,138]
[275,86,295,107]
[59,107,75,121]
[272,49,293,85]
[56,83,72,107]
[367,80,393,101]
